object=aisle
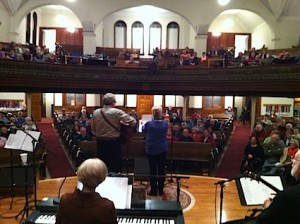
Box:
[37,121,76,178]
[215,123,251,179]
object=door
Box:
[136,95,154,119]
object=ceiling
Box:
[1,0,300,21]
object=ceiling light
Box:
[212,32,221,37]
[66,0,76,2]
[218,0,230,6]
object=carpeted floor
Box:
[215,123,251,179]
[36,121,76,178]
[132,183,195,213]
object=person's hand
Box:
[263,193,276,209]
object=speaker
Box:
[134,158,150,182]
[0,166,34,195]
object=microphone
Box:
[53,168,73,204]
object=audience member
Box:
[240,136,265,173]
[15,111,26,126]
[179,128,193,142]
[261,133,285,175]
[251,124,268,140]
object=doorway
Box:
[234,34,250,57]
[42,29,56,52]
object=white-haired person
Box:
[55,158,117,224]
[255,150,300,224]
[143,105,168,196]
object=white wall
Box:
[0,8,10,41]
[252,22,274,49]
[0,92,25,100]
[260,97,294,117]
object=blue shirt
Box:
[144,120,168,155]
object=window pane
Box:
[132,22,144,54]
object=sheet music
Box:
[5,130,41,152]
[239,176,284,205]
[77,176,131,209]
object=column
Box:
[250,97,257,132]
[26,93,32,118]
[83,31,96,54]
[182,96,188,121]
[194,34,208,56]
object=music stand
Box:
[4,129,41,223]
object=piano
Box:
[25,197,185,224]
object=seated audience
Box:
[200,51,208,62]
[251,124,268,140]
[15,111,26,126]
[261,133,285,175]
[56,158,117,224]
[240,136,265,173]
[0,112,9,124]
[74,126,93,145]
[22,117,37,131]
[179,128,193,142]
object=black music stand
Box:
[4,129,41,223]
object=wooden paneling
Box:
[31,93,42,122]
[207,32,251,52]
[136,95,154,119]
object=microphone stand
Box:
[214,178,236,224]
[175,175,190,202]
[168,128,175,183]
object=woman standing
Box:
[144,105,168,196]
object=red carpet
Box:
[37,122,76,178]
[215,123,251,179]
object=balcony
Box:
[0,59,300,97]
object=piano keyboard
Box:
[27,213,175,224]
[117,217,175,224]
[25,198,184,224]
[35,214,56,224]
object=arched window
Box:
[132,21,144,55]
[167,22,179,49]
[114,20,127,48]
[149,22,162,55]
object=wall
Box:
[252,22,274,49]
[260,97,294,117]
[0,8,9,41]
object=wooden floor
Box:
[0,175,260,224]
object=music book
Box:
[77,176,132,209]
[4,130,41,152]
[236,176,284,206]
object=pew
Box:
[76,140,215,174]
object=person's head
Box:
[289,139,299,149]
[79,126,87,136]
[250,136,258,145]
[291,151,300,180]
[151,105,163,120]
[77,158,108,189]
[103,93,116,106]
[17,111,23,117]
[182,128,190,137]
[270,133,280,143]
[255,124,263,132]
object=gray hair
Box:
[103,93,116,105]
[77,158,108,188]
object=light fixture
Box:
[66,0,76,2]
[218,0,230,6]
[67,26,75,33]
[212,31,221,37]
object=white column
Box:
[26,93,32,118]
[83,31,96,54]
[250,97,257,132]
[194,34,208,55]
[182,96,188,120]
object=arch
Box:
[208,9,274,50]
[114,20,127,48]
[131,21,144,54]
[167,22,179,49]
[149,22,162,54]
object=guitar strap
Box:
[100,109,119,132]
